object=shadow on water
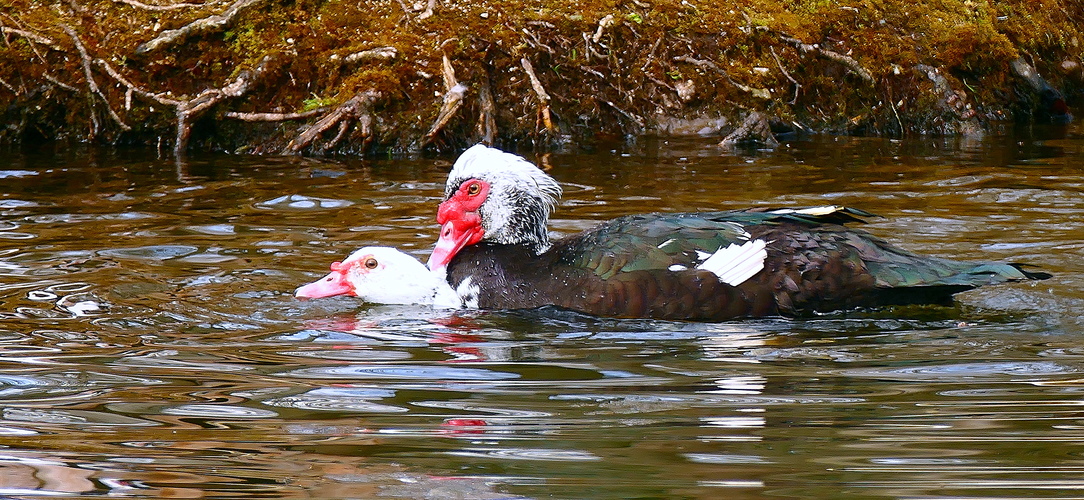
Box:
[0,127,1082,498]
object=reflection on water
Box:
[0,127,1082,498]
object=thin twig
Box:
[890,99,903,135]
[521,28,554,54]
[42,73,79,92]
[418,0,436,20]
[640,36,663,73]
[97,58,181,105]
[59,23,131,131]
[600,99,644,129]
[770,46,799,105]
[393,0,414,25]
[341,46,397,65]
[0,76,17,95]
[0,27,60,50]
[0,18,53,65]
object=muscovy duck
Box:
[296,246,460,308]
[425,144,1050,321]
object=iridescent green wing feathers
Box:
[850,231,1051,288]
[563,205,1048,292]
[564,207,871,281]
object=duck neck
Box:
[490,194,551,255]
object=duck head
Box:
[428,144,562,271]
[296,246,461,308]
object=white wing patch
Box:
[696,239,768,286]
[455,275,481,308]
[668,264,687,272]
[769,205,840,216]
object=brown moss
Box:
[0,0,1080,152]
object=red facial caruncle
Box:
[428,179,489,271]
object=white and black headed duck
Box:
[424,144,1050,321]
[429,144,562,271]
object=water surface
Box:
[0,128,1082,499]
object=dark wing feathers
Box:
[746,220,1046,312]
[832,228,1040,288]
[743,205,877,225]
[568,212,756,279]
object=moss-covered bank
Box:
[1,0,1081,154]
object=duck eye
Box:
[364,258,379,269]
[467,182,481,196]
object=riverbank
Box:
[1,0,1080,154]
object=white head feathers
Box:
[296,246,462,308]
[446,144,563,209]
[445,144,563,253]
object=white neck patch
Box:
[455,275,481,309]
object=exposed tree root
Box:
[225,109,327,122]
[520,56,556,134]
[286,90,381,154]
[113,0,221,11]
[592,14,616,44]
[418,0,437,20]
[475,74,497,145]
[672,55,771,99]
[781,36,874,84]
[0,1,1074,152]
[341,46,398,65]
[720,111,778,149]
[420,53,468,148]
[134,0,264,55]
[175,55,273,154]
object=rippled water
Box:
[0,127,1082,499]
